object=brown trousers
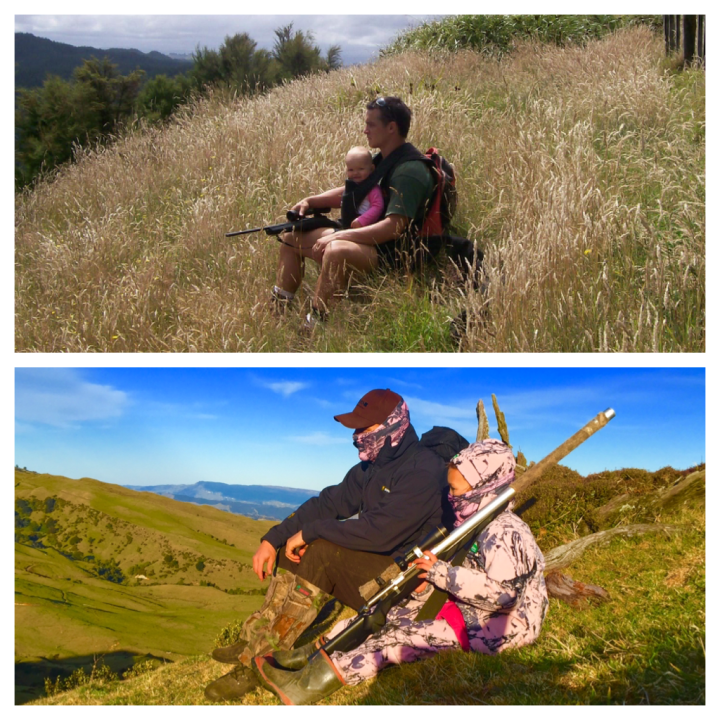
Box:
[276,538,394,611]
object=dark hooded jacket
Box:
[261,425,448,556]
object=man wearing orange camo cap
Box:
[204,388,463,702]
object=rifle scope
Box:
[286,207,332,222]
[394,526,448,571]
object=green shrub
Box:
[214,620,245,649]
[93,559,125,583]
[382,14,661,57]
[44,659,118,697]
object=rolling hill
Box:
[124,481,318,521]
[14,469,278,703]
[15,26,704,352]
[16,463,705,705]
[15,32,192,90]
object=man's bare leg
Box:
[312,239,379,313]
[276,228,335,295]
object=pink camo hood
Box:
[450,439,516,493]
[448,440,516,527]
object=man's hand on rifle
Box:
[252,540,277,581]
[290,198,312,218]
[285,531,308,564]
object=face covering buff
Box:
[352,400,410,462]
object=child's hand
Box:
[350,219,361,229]
[413,549,439,579]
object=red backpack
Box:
[420,147,458,237]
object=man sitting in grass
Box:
[204,388,459,702]
[270,96,435,332]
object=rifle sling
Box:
[413,537,474,622]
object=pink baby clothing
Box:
[353,185,384,227]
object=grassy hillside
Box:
[15,26,704,352]
[18,465,704,705]
[15,470,276,703]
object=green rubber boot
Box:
[252,649,345,706]
[268,637,324,670]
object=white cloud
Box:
[15,368,128,428]
[404,396,472,423]
[14,421,36,435]
[266,381,309,397]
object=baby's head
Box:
[345,147,373,183]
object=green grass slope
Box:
[15,470,276,703]
[20,465,705,705]
[15,470,274,586]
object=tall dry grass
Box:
[15,26,704,352]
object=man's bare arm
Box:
[292,187,344,216]
[329,214,409,246]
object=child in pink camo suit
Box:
[323,439,549,686]
[345,147,384,228]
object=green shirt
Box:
[384,161,434,227]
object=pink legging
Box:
[326,599,461,686]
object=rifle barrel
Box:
[428,487,515,557]
[225,227,263,237]
[512,408,615,495]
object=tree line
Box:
[15,24,341,189]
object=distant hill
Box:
[15,32,192,89]
[125,481,318,521]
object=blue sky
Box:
[15,367,705,492]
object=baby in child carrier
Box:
[253,439,549,704]
[344,147,384,229]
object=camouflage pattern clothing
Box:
[425,509,548,655]
[236,572,330,665]
[325,440,548,686]
[326,587,460,686]
[352,399,410,462]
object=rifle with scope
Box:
[225,208,341,238]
